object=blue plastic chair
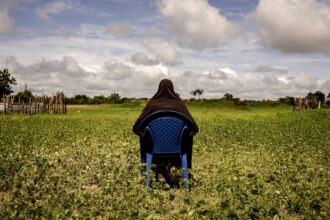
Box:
[144,115,190,189]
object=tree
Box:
[328,92,330,99]
[278,96,295,105]
[306,91,325,104]
[314,91,325,104]
[223,93,234,100]
[107,93,121,103]
[0,68,17,97]
[191,89,204,99]
[306,92,316,100]
[15,84,34,102]
[91,95,107,104]
[74,94,90,104]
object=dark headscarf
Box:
[133,79,198,135]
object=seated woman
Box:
[133,79,198,183]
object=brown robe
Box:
[133,79,198,135]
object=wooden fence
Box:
[1,92,66,115]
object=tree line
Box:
[1,69,330,105]
[66,93,123,104]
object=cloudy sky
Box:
[0,0,329,99]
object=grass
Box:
[0,103,329,219]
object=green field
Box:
[0,103,329,219]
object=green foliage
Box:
[223,93,234,100]
[66,93,123,104]
[278,96,295,105]
[191,89,204,98]
[0,69,17,98]
[15,89,34,103]
[314,91,326,103]
[90,95,108,104]
[306,91,326,103]
[107,93,122,103]
[67,94,91,104]
[306,92,317,101]
[0,105,329,219]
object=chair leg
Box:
[140,154,146,177]
[146,152,153,188]
[181,153,189,190]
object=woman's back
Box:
[133,79,198,135]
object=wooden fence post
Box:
[1,92,66,115]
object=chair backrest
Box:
[145,116,187,154]
[137,110,195,136]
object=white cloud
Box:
[5,56,90,80]
[158,0,241,50]
[55,23,132,39]
[82,64,168,97]
[59,26,78,39]
[79,23,104,38]
[4,56,168,97]
[5,56,91,94]
[102,61,132,80]
[173,66,325,99]
[3,56,328,99]
[143,26,162,38]
[0,35,144,69]
[105,22,135,36]
[130,52,159,66]
[320,79,330,93]
[0,9,14,34]
[175,68,243,97]
[253,65,288,75]
[0,0,15,34]
[253,0,330,53]
[290,74,319,90]
[36,0,74,21]
[141,38,182,66]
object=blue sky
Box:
[0,0,329,99]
